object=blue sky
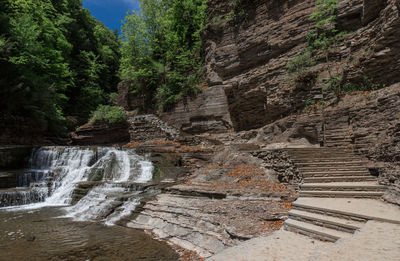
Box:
[83,0,141,31]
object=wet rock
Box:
[0,146,32,169]
[26,235,36,242]
[0,188,47,207]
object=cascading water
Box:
[29,147,97,206]
[1,146,153,225]
[65,150,153,224]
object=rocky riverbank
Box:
[124,144,296,258]
[116,84,399,259]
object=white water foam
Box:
[104,198,141,226]
[2,147,153,225]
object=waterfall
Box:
[31,147,97,206]
[1,146,153,225]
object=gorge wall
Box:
[157,0,400,133]
[151,0,400,206]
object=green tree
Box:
[1,0,72,132]
[0,0,121,134]
[119,0,207,111]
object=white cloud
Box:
[121,0,141,9]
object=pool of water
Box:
[0,207,178,261]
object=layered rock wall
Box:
[191,0,399,132]
[117,0,399,136]
[160,86,232,134]
[70,122,130,145]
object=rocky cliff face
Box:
[70,122,130,145]
[158,0,399,134]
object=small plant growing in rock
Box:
[226,0,250,27]
[286,50,316,79]
[286,0,359,101]
[323,75,342,98]
[342,75,384,92]
[90,105,127,125]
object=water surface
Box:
[0,207,178,261]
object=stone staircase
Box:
[323,123,352,148]
[283,147,388,242]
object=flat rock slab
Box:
[208,221,400,261]
[127,193,291,258]
[295,198,400,223]
[311,221,400,261]
[208,230,329,261]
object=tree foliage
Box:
[89,105,127,125]
[119,0,207,111]
[0,0,120,134]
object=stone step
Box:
[292,157,359,163]
[291,153,360,158]
[324,133,351,137]
[353,144,370,149]
[324,131,350,135]
[288,150,353,154]
[288,209,363,233]
[285,147,349,151]
[324,143,352,146]
[292,203,367,222]
[287,149,352,153]
[294,155,355,159]
[324,141,352,145]
[324,137,352,141]
[325,146,352,149]
[297,161,367,167]
[303,176,376,183]
[299,191,384,198]
[324,141,352,144]
[284,218,352,242]
[293,199,400,224]
[290,154,356,159]
[354,147,369,151]
[324,129,350,137]
[299,166,367,172]
[300,183,386,192]
[302,171,371,177]
[288,151,358,158]
[325,127,350,131]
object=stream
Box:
[0,146,178,260]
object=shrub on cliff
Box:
[89,105,127,125]
[286,50,316,79]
